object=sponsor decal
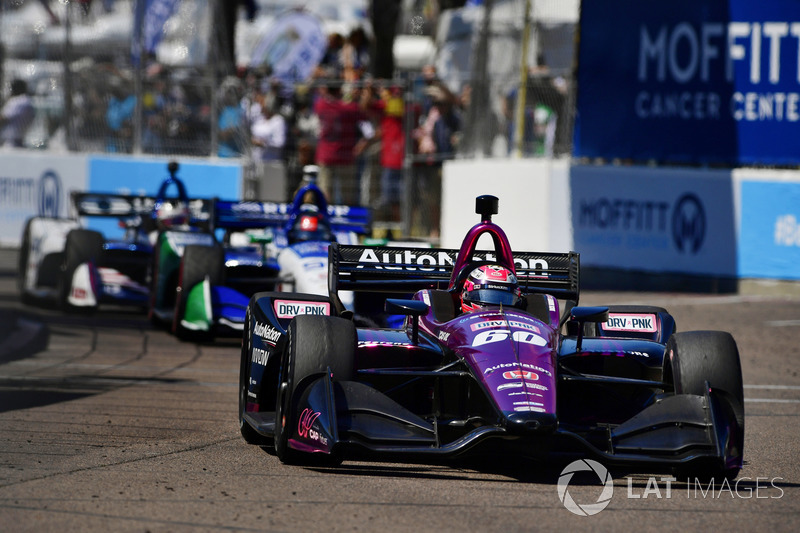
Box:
[672,193,705,253]
[603,314,657,333]
[71,287,87,300]
[297,408,327,445]
[38,170,61,217]
[484,362,552,376]
[471,320,540,333]
[513,401,545,406]
[274,300,330,319]
[503,370,539,381]
[358,340,411,347]
[774,214,800,247]
[514,405,546,412]
[355,249,550,275]
[577,192,707,254]
[253,321,282,345]
[472,329,547,347]
[251,347,270,366]
[438,331,450,342]
[421,291,431,306]
[498,382,545,394]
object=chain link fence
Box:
[1,0,578,240]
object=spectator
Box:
[217,79,245,157]
[313,84,366,205]
[285,87,320,192]
[411,81,461,238]
[250,92,286,162]
[502,60,565,157]
[317,33,345,79]
[105,77,136,153]
[340,27,371,82]
[0,79,36,148]
[366,84,405,220]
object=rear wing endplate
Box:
[329,243,580,301]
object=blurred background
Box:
[1,0,797,286]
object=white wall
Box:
[440,158,572,252]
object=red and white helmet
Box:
[460,264,522,313]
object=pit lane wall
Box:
[0,151,242,247]
[441,160,800,283]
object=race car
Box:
[238,195,744,480]
[17,161,209,311]
[160,166,371,339]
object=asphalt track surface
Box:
[0,248,798,532]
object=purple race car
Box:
[239,195,744,479]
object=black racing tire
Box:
[274,315,356,464]
[173,244,224,341]
[664,330,745,478]
[239,307,270,445]
[17,218,37,305]
[58,229,104,312]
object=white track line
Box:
[765,319,800,327]
[744,384,800,390]
[745,398,800,403]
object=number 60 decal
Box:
[472,329,547,347]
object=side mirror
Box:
[385,299,429,344]
[569,306,609,351]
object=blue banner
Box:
[574,0,800,165]
[85,157,241,238]
[739,179,800,280]
[132,0,181,65]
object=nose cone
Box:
[505,412,558,435]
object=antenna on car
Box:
[302,165,319,183]
[167,160,180,178]
[476,195,498,223]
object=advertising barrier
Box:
[0,152,88,247]
[738,171,800,280]
[570,165,737,277]
[575,0,800,165]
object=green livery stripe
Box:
[182,277,211,331]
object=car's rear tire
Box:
[58,229,104,312]
[664,330,744,479]
[17,218,37,305]
[274,315,356,464]
[173,244,223,341]
[239,307,270,445]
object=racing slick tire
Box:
[173,244,224,341]
[239,307,271,445]
[274,315,356,465]
[58,229,104,312]
[664,330,744,479]
[17,218,37,305]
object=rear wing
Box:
[71,192,210,222]
[212,200,371,234]
[329,243,580,301]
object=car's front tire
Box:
[274,315,356,464]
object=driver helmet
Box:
[155,200,190,230]
[287,205,333,244]
[460,264,522,313]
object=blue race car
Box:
[159,166,371,339]
[18,161,208,312]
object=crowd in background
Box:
[1,22,568,238]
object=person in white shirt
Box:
[0,79,35,148]
[250,92,286,162]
